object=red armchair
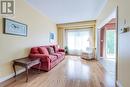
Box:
[29,45,65,71]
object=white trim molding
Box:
[97,9,116,29]
[116,80,123,87]
[0,69,25,83]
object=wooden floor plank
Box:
[4,56,115,87]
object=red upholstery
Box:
[38,47,49,55]
[30,47,40,54]
[29,54,50,62]
[29,45,65,71]
[52,53,62,58]
[52,45,59,52]
[57,52,65,55]
[49,55,58,62]
[58,48,65,52]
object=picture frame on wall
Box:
[49,32,55,43]
[3,18,27,36]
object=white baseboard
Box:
[116,80,123,87]
[0,69,25,83]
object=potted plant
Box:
[64,46,68,54]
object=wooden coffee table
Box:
[13,57,41,82]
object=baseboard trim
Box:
[0,69,25,83]
[116,80,123,87]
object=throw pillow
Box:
[38,47,49,55]
[47,47,55,54]
[31,47,39,54]
[53,45,59,52]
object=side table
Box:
[13,57,41,82]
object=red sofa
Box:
[29,45,65,71]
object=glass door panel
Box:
[105,30,116,58]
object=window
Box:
[66,29,94,55]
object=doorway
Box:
[105,30,116,59]
[100,18,116,59]
[99,8,118,87]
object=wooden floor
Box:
[5,56,115,87]
[99,58,115,79]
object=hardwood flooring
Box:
[99,58,115,79]
[4,56,115,87]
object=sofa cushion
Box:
[30,47,39,54]
[52,53,62,58]
[49,55,58,62]
[38,47,49,55]
[57,52,65,55]
[47,47,55,54]
[53,45,59,52]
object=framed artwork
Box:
[49,32,55,43]
[3,18,27,36]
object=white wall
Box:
[117,0,130,87]
[0,0,57,82]
[97,0,130,87]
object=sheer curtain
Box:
[66,28,94,55]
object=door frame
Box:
[115,6,118,87]
[97,6,118,87]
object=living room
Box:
[0,0,130,87]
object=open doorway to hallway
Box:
[100,18,116,60]
[98,8,117,87]
[105,26,116,59]
[99,18,116,82]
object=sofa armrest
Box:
[29,54,50,62]
[58,48,65,52]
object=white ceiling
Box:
[27,0,107,24]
